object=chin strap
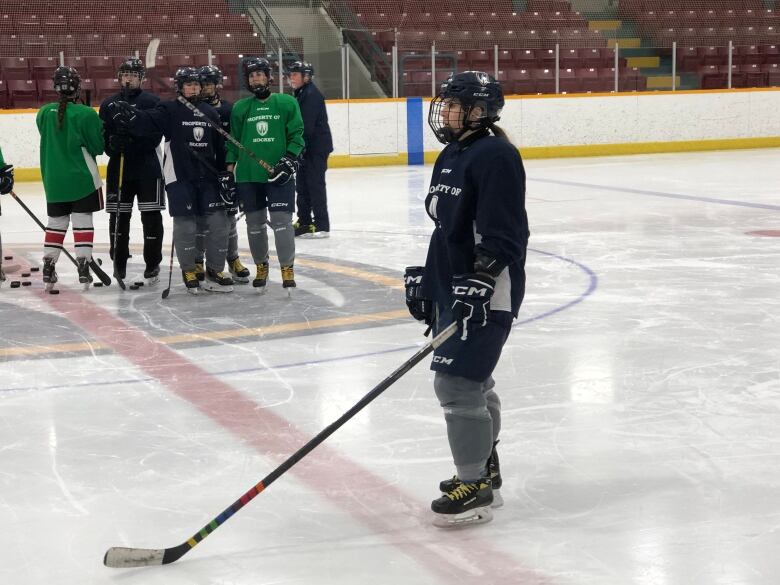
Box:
[252,85,271,99]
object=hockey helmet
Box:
[428,71,504,144]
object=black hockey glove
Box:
[451,273,495,341]
[108,133,132,153]
[217,172,237,207]
[268,154,298,185]
[404,266,433,325]
[0,164,13,195]
[108,100,138,131]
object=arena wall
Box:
[4,88,780,180]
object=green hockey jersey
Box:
[226,93,304,183]
[36,102,104,203]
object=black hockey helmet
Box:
[199,65,223,87]
[287,60,314,80]
[244,57,273,98]
[428,71,505,144]
[117,57,145,81]
[174,66,201,91]
[53,66,81,98]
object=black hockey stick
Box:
[160,238,175,299]
[10,191,111,286]
[111,153,127,290]
[103,321,458,568]
[174,95,275,173]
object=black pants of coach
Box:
[295,151,330,232]
[107,177,165,277]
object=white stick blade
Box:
[104,547,165,568]
[145,38,161,69]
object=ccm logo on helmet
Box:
[432,356,454,365]
[453,285,490,296]
[405,275,422,285]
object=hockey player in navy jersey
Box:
[197,64,250,284]
[99,58,165,285]
[109,67,233,294]
[404,71,529,527]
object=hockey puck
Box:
[134,281,145,287]
[3,256,11,260]
[129,284,139,290]
[30,267,40,272]
[10,281,20,288]
[21,272,31,277]
[49,289,60,295]
[22,281,31,287]
[93,282,104,288]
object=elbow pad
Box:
[473,245,507,278]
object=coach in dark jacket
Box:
[288,61,333,238]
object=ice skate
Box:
[439,441,503,508]
[202,268,234,293]
[431,477,494,528]
[42,258,58,292]
[182,270,201,295]
[76,257,93,290]
[194,261,206,282]
[281,264,296,296]
[144,266,160,286]
[253,261,269,293]
[293,222,312,238]
[308,225,330,239]
[228,257,250,284]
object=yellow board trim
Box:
[589,20,621,31]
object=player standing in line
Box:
[198,64,250,284]
[404,72,529,527]
[287,61,333,239]
[100,58,166,285]
[110,67,233,294]
[0,146,14,285]
[36,66,105,290]
[226,57,304,292]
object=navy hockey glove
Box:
[268,154,298,185]
[217,172,237,206]
[0,164,13,195]
[108,100,138,131]
[451,273,495,341]
[404,266,433,325]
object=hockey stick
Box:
[111,153,127,290]
[160,238,175,299]
[103,321,458,568]
[10,191,111,286]
[174,95,275,173]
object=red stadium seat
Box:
[6,79,38,108]
[93,77,120,101]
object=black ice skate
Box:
[253,262,269,292]
[293,222,312,237]
[42,258,58,291]
[182,269,201,294]
[281,264,296,296]
[439,441,503,508]
[302,224,330,239]
[203,268,234,293]
[76,257,93,289]
[228,257,250,284]
[431,477,494,528]
[144,266,160,286]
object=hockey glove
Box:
[268,154,299,185]
[451,273,495,341]
[404,266,433,325]
[0,164,13,195]
[108,133,132,153]
[108,100,138,131]
[217,172,237,207]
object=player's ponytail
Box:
[56,95,68,130]
[489,123,516,148]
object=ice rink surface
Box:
[1,148,779,585]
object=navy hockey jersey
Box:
[100,89,163,181]
[127,99,224,185]
[422,129,529,317]
[211,98,232,172]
